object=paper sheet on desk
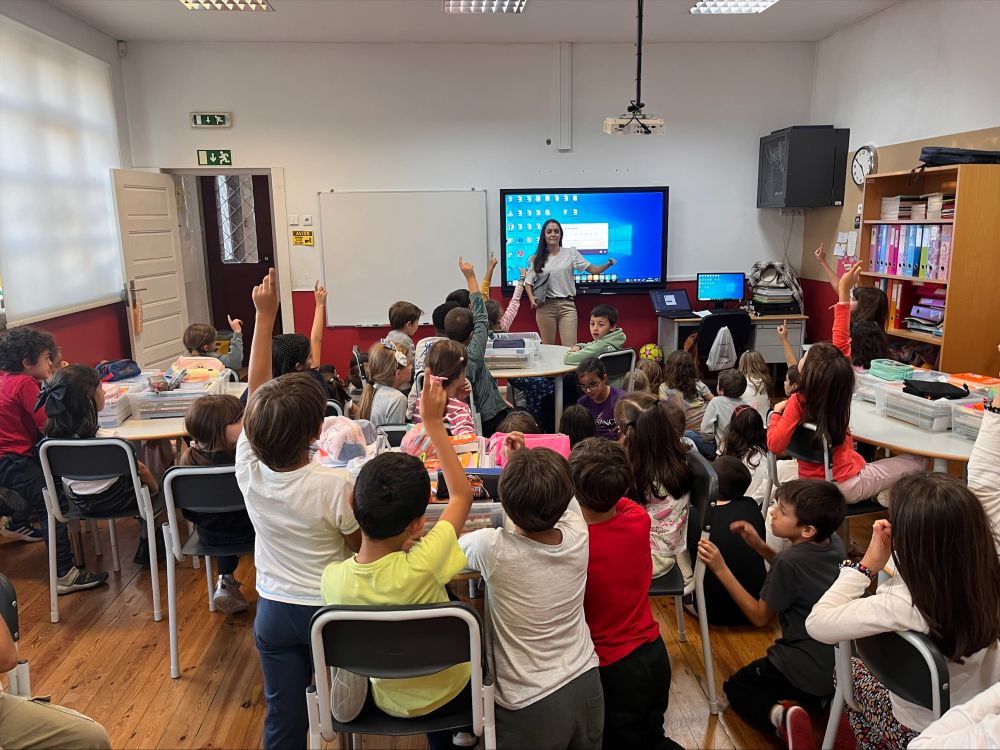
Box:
[693,310,711,318]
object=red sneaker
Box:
[781,705,816,750]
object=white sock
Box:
[769,703,785,728]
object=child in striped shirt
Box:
[404,340,476,458]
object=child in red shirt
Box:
[569,437,681,750]
[0,327,107,592]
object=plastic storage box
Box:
[854,369,948,404]
[951,401,986,441]
[98,383,137,428]
[129,377,223,420]
[874,387,977,432]
[422,500,504,536]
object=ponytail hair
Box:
[426,339,467,390]
[41,365,102,439]
[615,392,692,502]
[359,340,412,420]
[179,394,244,466]
[531,219,563,274]
[799,342,854,448]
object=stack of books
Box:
[749,285,800,315]
[880,195,923,220]
[879,193,956,221]
[924,192,956,220]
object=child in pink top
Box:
[481,256,526,334]
[404,340,476,457]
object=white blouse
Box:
[525,247,590,299]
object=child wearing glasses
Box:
[575,357,625,441]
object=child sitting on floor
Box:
[697,480,845,741]
[570,437,680,750]
[498,410,540,435]
[738,350,773,418]
[660,350,713,433]
[576,358,625,441]
[689,368,747,459]
[459,444,603,748]
[560,405,596,448]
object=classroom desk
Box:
[658,313,808,364]
[488,344,575,430]
[98,383,248,448]
[850,398,973,472]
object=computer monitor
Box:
[697,273,745,310]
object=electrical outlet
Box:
[779,207,805,217]
[302,215,313,226]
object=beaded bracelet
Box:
[840,560,877,580]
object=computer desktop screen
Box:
[499,187,668,293]
[697,273,745,303]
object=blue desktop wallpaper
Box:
[501,189,666,290]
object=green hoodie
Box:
[563,327,627,365]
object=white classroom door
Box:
[112,169,189,369]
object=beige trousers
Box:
[535,298,578,346]
[0,692,111,750]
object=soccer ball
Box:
[639,343,663,363]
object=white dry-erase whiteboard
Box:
[319,189,488,326]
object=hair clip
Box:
[380,338,408,367]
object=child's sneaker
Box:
[0,516,44,542]
[773,702,816,750]
[212,574,249,613]
[452,731,478,747]
[331,668,368,723]
[56,566,109,594]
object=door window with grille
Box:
[215,175,259,264]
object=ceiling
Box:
[48,0,901,44]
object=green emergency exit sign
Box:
[197,149,232,166]
[191,112,231,127]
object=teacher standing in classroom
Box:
[525,219,617,346]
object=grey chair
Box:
[598,348,637,391]
[822,630,950,749]
[647,448,721,714]
[39,438,162,624]
[161,465,254,679]
[306,602,496,749]
[0,572,30,697]
[325,400,344,417]
[766,422,883,531]
[380,425,409,448]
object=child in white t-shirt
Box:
[239,269,362,750]
[459,444,603,749]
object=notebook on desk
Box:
[649,288,694,319]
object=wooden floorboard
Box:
[3,518,873,749]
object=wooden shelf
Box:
[864,165,958,179]
[861,271,947,286]
[886,328,943,346]
[863,219,953,225]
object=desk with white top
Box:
[658,312,808,364]
[850,398,973,472]
[488,344,576,430]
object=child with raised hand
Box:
[178,394,255,613]
[183,316,244,370]
[358,339,413,427]
[0,328,106,592]
[459,441,602,749]
[560,404,596,447]
[815,242,889,328]
[698,480,846,740]
[570,437,680,750]
[445,258,509,436]
[689,367,747,459]
[768,264,924,505]
[738,350,773,418]
[239,268,363,750]
[322,374,477,748]
[481,255,526,334]
[660,349,713,433]
[576,357,625,441]
[807,393,1000,747]
[41,364,160,566]
[699,456,766,626]
[616,393,694,582]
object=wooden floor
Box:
[2,519,872,750]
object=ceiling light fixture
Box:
[178,0,273,11]
[443,0,527,14]
[689,0,780,14]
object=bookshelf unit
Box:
[858,164,1000,375]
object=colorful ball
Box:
[639,343,663,363]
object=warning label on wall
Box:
[291,230,314,247]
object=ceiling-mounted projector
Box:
[603,114,666,135]
[605,0,665,136]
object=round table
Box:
[850,398,973,472]
[488,344,576,430]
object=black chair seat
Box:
[61,494,165,521]
[844,499,884,517]
[181,529,255,559]
[330,684,472,735]
[648,565,685,597]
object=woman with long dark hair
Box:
[524,219,616,345]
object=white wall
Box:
[811,0,1000,150]
[122,41,814,288]
[0,0,132,168]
